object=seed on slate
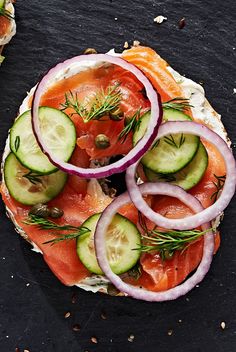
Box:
[84,48,97,55]
[73,324,81,332]
[91,336,98,344]
[178,17,186,29]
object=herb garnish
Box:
[162,97,193,112]
[61,83,122,122]
[0,7,14,20]
[137,228,210,261]
[156,173,176,182]
[163,133,185,148]
[211,174,226,203]
[136,212,211,260]
[118,108,141,143]
[24,214,90,245]
[23,171,45,185]
[14,136,20,152]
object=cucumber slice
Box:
[77,213,141,275]
[0,1,5,9]
[145,142,208,190]
[133,108,199,174]
[4,153,67,205]
[10,107,76,174]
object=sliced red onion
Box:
[94,182,214,302]
[31,54,162,178]
[126,121,236,230]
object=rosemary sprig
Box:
[23,171,45,185]
[164,133,185,148]
[24,215,90,245]
[137,228,211,261]
[117,108,141,143]
[0,7,14,20]
[61,83,122,122]
[162,97,193,111]
[211,174,226,203]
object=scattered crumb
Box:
[123,41,129,49]
[178,319,182,323]
[233,47,235,50]
[91,336,98,344]
[72,324,81,332]
[64,312,71,319]
[11,275,14,278]
[2,257,5,260]
[101,311,107,320]
[199,80,204,85]
[167,329,173,336]
[114,17,118,21]
[133,40,140,47]
[233,88,236,94]
[128,334,135,342]
[154,15,167,24]
[24,350,30,352]
[220,321,226,330]
[15,348,20,352]
[26,283,30,287]
[6,335,9,338]
[178,17,186,29]
[196,284,199,288]
[71,293,77,304]
[186,297,190,302]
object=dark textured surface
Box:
[0,0,236,351]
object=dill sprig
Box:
[211,174,226,203]
[137,228,210,261]
[163,133,185,148]
[136,212,210,260]
[24,215,90,245]
[162,97,193,111]
[118,108,141,143]
[61,83,122,122]
[24,214,79,231]
[156,173,176,182]
[43,227,90,245]
[0,7,14,20]
[23,171,45,185]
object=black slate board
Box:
[0,1,236,351]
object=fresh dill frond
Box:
[14,136,20,152]
[24,215,90,246]
[162,97,193,112]
[211,174,226,203]
[22,171,45,185]
[118,108,141,143]
[136,228,211,261]
[61,83,122,122]
[43,226,90,245]
[163,133,185,148]
[24,214,79,231]
[136,213,211,260]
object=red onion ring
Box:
[31,54,162,178]
[126,121,236,230]
[94,182,214,302]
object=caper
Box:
[109,107,123,121]
[95,134,110,149]
[49,207,64,218]
[83,48,97,55]
[107,283,120,296]
[29,203,50,218]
